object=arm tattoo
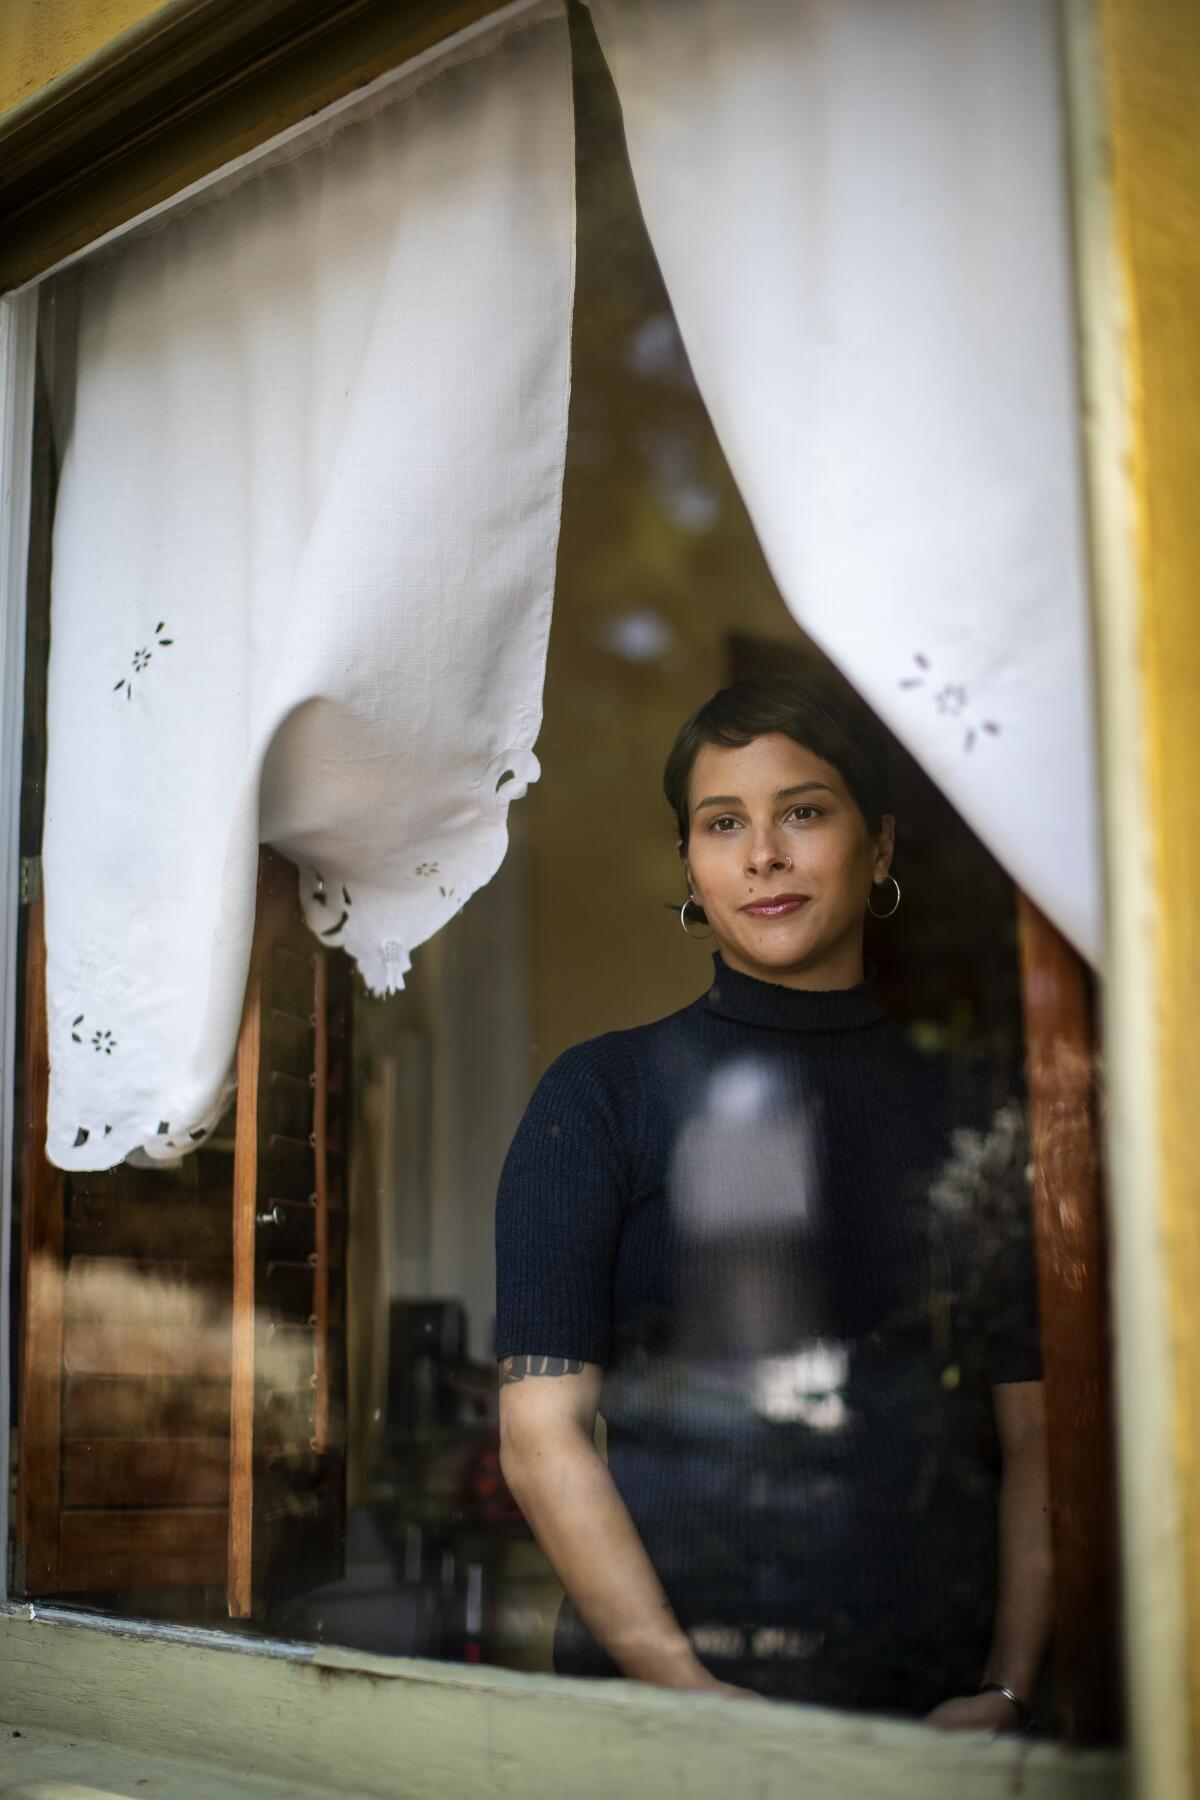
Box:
[498,1353,584,1386]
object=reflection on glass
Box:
[495,678,1049,1724]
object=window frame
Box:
[0,0,506,294]
[0,0,1154,1791]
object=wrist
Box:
[977,1681,1034,1732]
[625,1634,709,1690]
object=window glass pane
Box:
[6,1,1116,1744]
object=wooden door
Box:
[15,851,351,1621]
[16,898,233,1595]
[227,847,351,1618]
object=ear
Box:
[872,813,896,882]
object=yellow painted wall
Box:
[0,0,174,118]
[1100,0,1200,1783]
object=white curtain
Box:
[588,0,1102,966]
[43,0,574,1171]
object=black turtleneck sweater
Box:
[493,953,1041,1713]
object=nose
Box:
[745,824,790,877]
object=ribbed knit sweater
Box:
[494,952,1041,1713]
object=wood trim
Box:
[16,898,66,1594]
[1,0,376,179]
[311,948,330,1453]
[226,861,265,1619]
[1016,892,1122,1743]
[0,0,507,293]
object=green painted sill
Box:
[2,1722,341,1800]
[0,1607,1128,1800]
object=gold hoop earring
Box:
[680,894,713,941]
[867,874,901,919]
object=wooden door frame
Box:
[0,0,511,294]
[0,286,37,1599]
[1073,0,1200,1792]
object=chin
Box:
[730,930,817,971]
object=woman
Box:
[494,677,1051,1727]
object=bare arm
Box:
[981,1379,1054,1698]
[926,1378,1053,1730]
[498,1354,747,1693]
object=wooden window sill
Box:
[0,1607,1128,1800]
[1,1720,341,1800]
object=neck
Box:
[705,949,884,1033]
[713,934,866,993]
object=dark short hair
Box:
[663,675,893,851]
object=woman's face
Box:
[681,732,895,990]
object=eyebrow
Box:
[693,782,837,812]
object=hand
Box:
[687,1673,760,1701]
[668,1668,760,1700]
[923,1690,1025,1733]
[650,1654,758,1700]
[625,1636,759,1699]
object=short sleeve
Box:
[493,1034,641,1366]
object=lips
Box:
[741,893,810,918]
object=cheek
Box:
[690,828,869,897]
[688,835,739,893]
[790,829,872,895]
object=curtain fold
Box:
[587,0,1102,967]
[42,0,574,1171]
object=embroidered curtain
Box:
[42,0,575,1170]
[587,0,1102,966]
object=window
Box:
[1,0,1126,1772]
